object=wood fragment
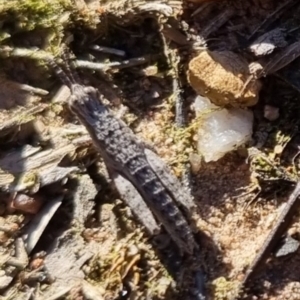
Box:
[51,85,71,104]
[39,166,79,187]
[17,83,48,96]
[0,104,47,134]
[39,175,98,299]
[16,144,76,172]
[23,196,64,253]
[0,143,77,192]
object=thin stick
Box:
[235,181,300,299]
[0,47,149,71]
[89,44,126,57]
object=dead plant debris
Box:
[1,0,300,299]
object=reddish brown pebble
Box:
[10,193,44,214]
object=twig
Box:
[235,180,300,298]
[89,44,126,57]
[159,25,186,127]
[0,46,51,60]
[263,41,300,75]
[18,83,48,95]
[191,2,214,18]
[76,56,149,70]
[200,7,234,39]
[0,46,149,71]
[173,76,185,127]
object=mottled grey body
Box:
[48,53,196,253]
[68,84,196,254]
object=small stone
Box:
[189,152,202,174]
[188,50,261,107]
[249,28,287,57]
[275,235,300,257]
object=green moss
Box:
[0,0,72,31]
[0,0,100,54]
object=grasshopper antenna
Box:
[47,55,73,88]
[61,48,81,84]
